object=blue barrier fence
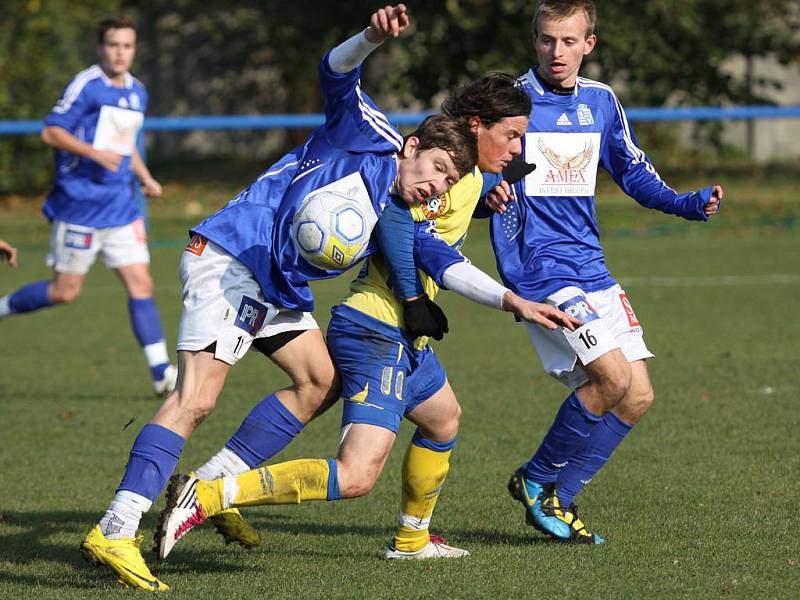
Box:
[2,105,800,135]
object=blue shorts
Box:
[327,306,447,433]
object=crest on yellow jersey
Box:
[419,194,448,219]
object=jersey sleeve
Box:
[414,220,467,287]
[44,76,93,132]
[318,53,403,153]
[375,196,423,299]
[601,92,709,221]
[473,171,503,219]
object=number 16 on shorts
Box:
[558,294,618,366]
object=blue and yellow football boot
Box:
[81,525,168,591]
[507,468,571,540]
[539,488,605,545]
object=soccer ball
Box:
[292,190,378,270]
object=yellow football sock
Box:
[392,437,452,553]
[196,479,226,518]
[231,459,331,507]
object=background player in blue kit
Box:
[484,0,725,543]
[0,16,177,397]
[79,5,479,590]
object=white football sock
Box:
[99,490,152,540]
[194,447,250,480]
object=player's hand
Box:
[365,4,410,43]
[91,149,124,172]
[485,181,514,215]
[704,185,723,217]
[140,176,163,197]
[402,293,449,340]
[0,239,18,268]
[502,292,582,331]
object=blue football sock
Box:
[326,458,341,501]
[128,298,169,380]
[225,394,305,468]
[7,281,52,313]
[555,411,633,506]
[117,424,186,502]
[524,391,604,484]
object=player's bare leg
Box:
[48,271,86,303]
[192,329,340,547]
[386,381,469,559]
[116,262,178,396]
[509,348,629,544]
[269,329,341,422]
[152,350,231,438]
[611,359,654,425]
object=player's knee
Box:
[50,283,81,304]
[130,277,155,298]
[438,402,462,440]
[630,385,655,418]
[337,463,379,498]
[295,364,340,420]
[182,395,218,427]
[597,363,631,406]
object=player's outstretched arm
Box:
[501,291,580,331]
[327,4,409,74]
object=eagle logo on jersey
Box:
[419,194,448,219]
[538,139,594,172]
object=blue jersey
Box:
[193,52,403,312]
[43,65,148,228]
[489,68,714,302]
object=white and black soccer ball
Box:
[292,190,378,270]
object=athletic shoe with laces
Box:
[540,489,605,545]
[384,535,470,560]
[81,524,168,591]
[153,364,178,398]
[154,473,207,559]
[209,508,262,549]
[507,468,571,540]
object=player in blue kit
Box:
[79,5,479,590]
[483,0,724,544]
[0,16,177,396]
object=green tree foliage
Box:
[2,1,799,193]
[0,0,119,193]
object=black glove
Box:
[402,294,449,340]
[502,156,536,184]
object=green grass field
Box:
[1,167,798,598]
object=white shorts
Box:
[524,284,654,389]
[177,235,319,365]
[47,218,150,274]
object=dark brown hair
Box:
[97,16,136,44]
[406,115,478,178]
[442,73,531,127]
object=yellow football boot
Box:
[81,525,168,591]
[209,508,262,549]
